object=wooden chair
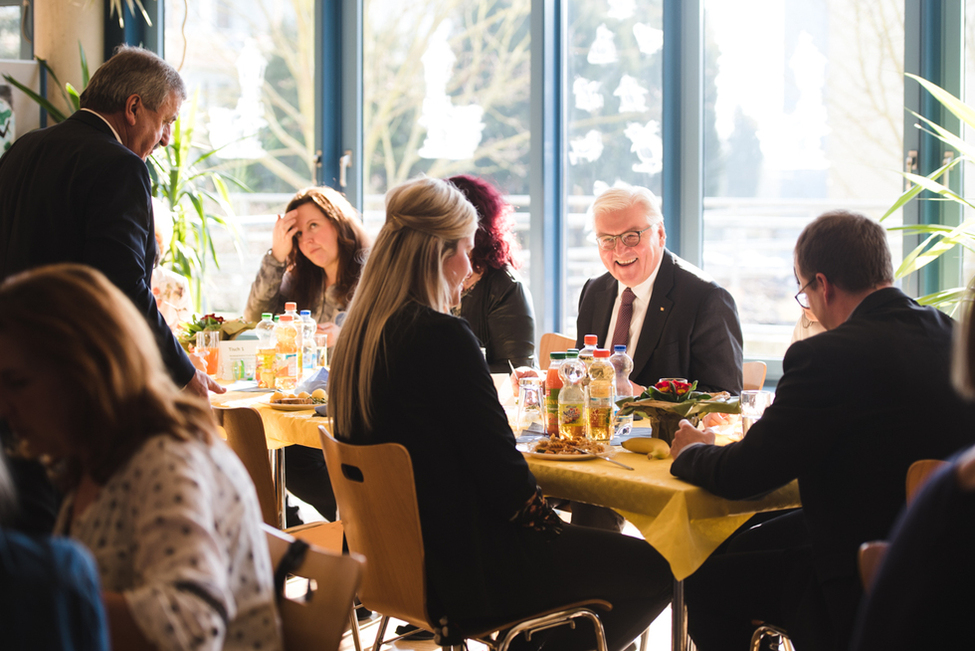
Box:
[215,406,281,527]
[318,425,611,651]
[538,332,575,369]
[264,524,365,651]
[857,458,949,593]
[742,361,767,391]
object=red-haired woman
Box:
[446,175,535,372]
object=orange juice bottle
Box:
[545,352,565,437]
[273,315,299,390]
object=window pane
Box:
[562,0,664,338]
[362,0,532,274]
[165,0,315,312]
[0,2,28,60]
[703,0,904,358]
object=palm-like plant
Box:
[882,73,975,311]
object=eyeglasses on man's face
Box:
[595,225,655,251]
[794,278,816,309]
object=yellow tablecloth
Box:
[525,451,800,580]
[210,391,328,449]
[211,390,800,580]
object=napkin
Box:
[296,367,329,395]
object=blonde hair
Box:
[329,176,477,437]
[0,264,215,489]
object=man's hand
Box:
[270,210,299,264]
[184,369,226,399]
[510,366,544,395]
[671,418,715,458]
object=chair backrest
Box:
[857,541,889,594]
[264,524,364,651]
[539,332,575,369]
[215,407,279,526]
[906,458,948,504]
[742,361,767,391]
[318,426,430,626]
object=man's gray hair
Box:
[590,185,664,227]
[80,45,186,114]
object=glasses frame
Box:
[794,278,816,309]
[595,224,655,251]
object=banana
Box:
[622,437,671,459]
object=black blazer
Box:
[575,250,743,394]
[457,264,535,373]
[0,111,195,385]
[672,288,975,636]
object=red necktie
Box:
[611,288,636,349]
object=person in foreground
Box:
[0,45,219,400]
[0,264,282,651]
[328,176,671,651]
[447,174,535,372]
[850,283,975,650]
[244,186,369,524]
[575,185,742,394]
[669,210,975,650]
[244,185,368,348]
[0,446,109,651]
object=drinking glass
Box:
[315,333,329,367]
[515,376,543,435]
[195,330,220,377]
[740,390,772,436]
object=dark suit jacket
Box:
[575,250,743,394]
[672,287,975,645]
[0,111,195,386]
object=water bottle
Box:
[273,314,300,390]
[610,344,635,435]
[255,312,276,388]
[545,352,566,437]
[299,309,317,371]
[558,350,587,440]
[578,334,598,386]
[588,349,615,442]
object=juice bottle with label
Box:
[255,312,276,388]
[588,349,615,442]
[558,350,587,440]
[273,314,299,390]
[545,352,566,436]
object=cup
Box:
[740,389,771,436]
[515,376,543,435]
[314,333,328,367]
[195,330,220,377]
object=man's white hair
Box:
[588,184,663,233]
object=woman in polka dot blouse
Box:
[0,264,283,651]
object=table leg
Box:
[672,578,690,651]
[269,448,287,529]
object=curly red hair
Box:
[446,175,520,273]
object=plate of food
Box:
[524,438,608,460]
[267,389,327,411]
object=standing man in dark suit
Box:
[576,186,742,394]
[0,45,221,399]
[670,210,975,650]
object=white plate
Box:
[267,402,317,411]
[525,450,599,461]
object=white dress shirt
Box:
[604,257,663,356]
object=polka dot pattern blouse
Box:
[56,434,283,651]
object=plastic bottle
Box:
[557,350,587,440]
[610,344,635,435]
[282,302,303,369]
[588,349,615,442]
[255,312,276,388]
[273,314,300,390]
[545,352,566,437]
[299,309,317,371]
[578,334,598,386]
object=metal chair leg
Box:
[348,606,362,651]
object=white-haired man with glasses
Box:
[575,186,743,394]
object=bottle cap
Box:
[262,313,272,320]
[584,334,598,345]
[594,349,610,358]
[614,345,627,353]
[300,310,311,316]
[565,350,579,358]
[279,315,294,322]
[550,352,566,361]
[285,301,297,311]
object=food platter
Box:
[267,402,318,411]
[524,450,600,461]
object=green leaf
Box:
[79,42,90,87]
[2,74,67,123]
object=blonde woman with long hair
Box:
[0,264,281,651]
[329,176,671,651]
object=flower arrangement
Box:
[617,379,740,444]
